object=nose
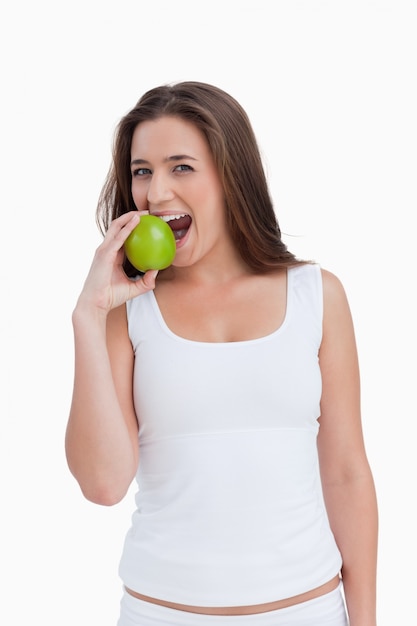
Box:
[146,171,175,206]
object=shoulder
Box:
[320,268,350,312]
[318,268,356,351]
[289,263,346,305]
[320,267,346,294]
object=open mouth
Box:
[159,213,192,242]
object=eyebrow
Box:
[130,155,197,167]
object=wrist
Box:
[72,300,109,330]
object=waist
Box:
[125,575,341,616]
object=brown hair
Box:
[97,81,305,272]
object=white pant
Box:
[117,583,348,626]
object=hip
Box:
[124,575,341,616]
[118,580,348,625]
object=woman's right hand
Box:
[75,211,158,315]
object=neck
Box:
[165,254,253,286]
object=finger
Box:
[130,270,159,295]
[105,212,140,249]
[113,209,148,224]
[142,269,159,288]
[111,209,151,248]
[110,211,140,233]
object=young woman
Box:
[65,82,378,625]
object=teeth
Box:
[159,214,188,222]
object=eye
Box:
[132,167,152,177]
[174,164,194,173]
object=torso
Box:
[124,263,339,613]
[154,268,288,343]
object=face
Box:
[130,115,230,269]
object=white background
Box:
[1,1,416,624]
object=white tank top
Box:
[119,263,342,606]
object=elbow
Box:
[65,449,136,506]
[83,490,125,507]
[79,481,129,506]
[67,460,132,506]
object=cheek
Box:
[131,185,147,210]
[194,180,223,211]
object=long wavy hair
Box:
[97,81,305,273]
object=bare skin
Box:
[125,575,341,615]
[153,264,288,343]
[66,116,377,624]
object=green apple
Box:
[124,214,176,272]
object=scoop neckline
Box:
[148,269,293,346]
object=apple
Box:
[124,214,176,272]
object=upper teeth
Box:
[159,214,188,222]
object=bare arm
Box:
[318,269,378,626]
[65,211,157,505]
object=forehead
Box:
[131,116,209,157]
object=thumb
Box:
[140,269,159,291]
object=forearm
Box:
[65,306,138,505]
[324,471,378,626]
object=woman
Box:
[65,82,378,625]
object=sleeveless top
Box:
[118,263,342,606]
